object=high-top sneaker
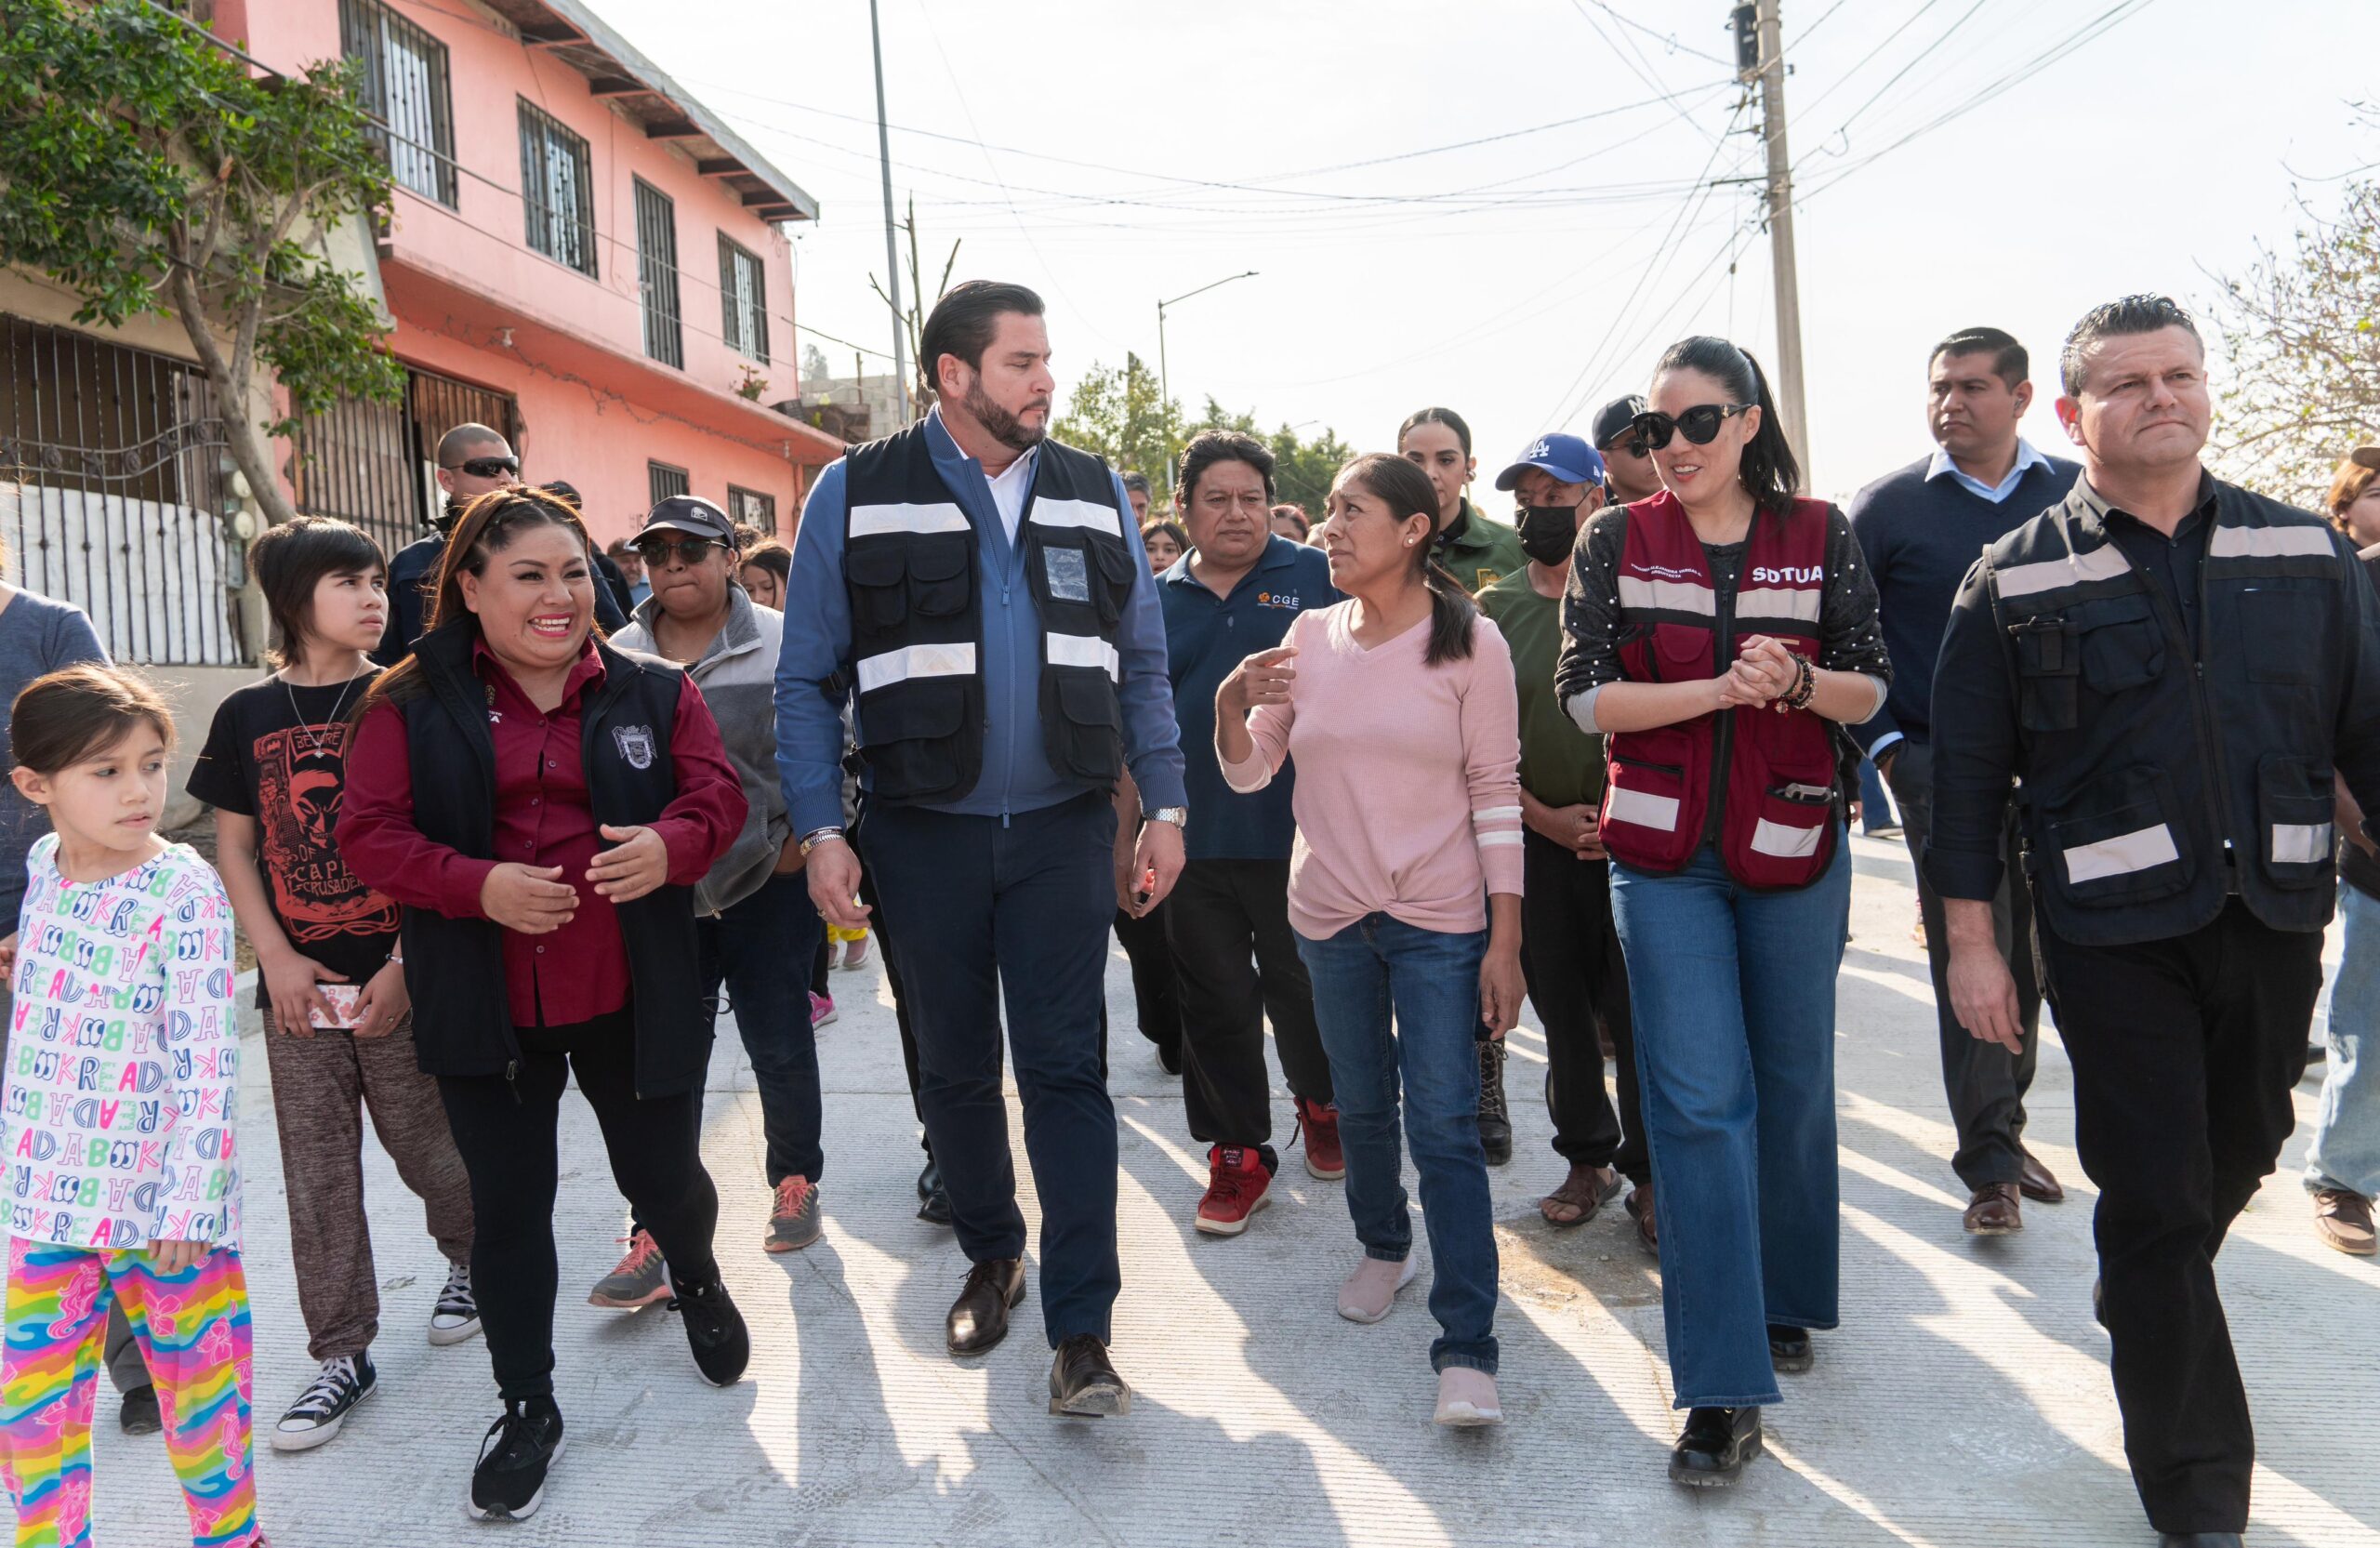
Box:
[271,1354,377,1452]
[1477,1039,1513,1165]
[1194,1145,1273,1237]
[1293,1095,1345,1181]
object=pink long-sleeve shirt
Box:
[1221,603,1523,939]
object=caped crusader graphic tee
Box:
[188,674,400,1008]
[5,839,242,1250]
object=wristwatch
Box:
[1146,807,1188,830]
[798,826,847,855]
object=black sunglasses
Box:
[441,455,520,479]
[1599,435,1653,459]
[1630,404,1752,451]
[634,536,725,566]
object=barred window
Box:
[634,179,682,368]
[718,236,770,363]
[727,485,776,535]
[649,461,691,507]
[518,100,597,277]
[340,0,456,206]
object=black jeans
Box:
[1112,901,1183,1056]
[2038,900,2320,1534]
[438,1007,722,1401]
[1521,829,1646,1181]
[1165,858,1333,1153]
[699,873,826,1185]
[861,792,1121,1347]
[1884,740,2043,1190]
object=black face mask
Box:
[1516,504,1581,566]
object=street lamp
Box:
[1157,271,1259,410]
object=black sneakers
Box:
[670,1276,751,1386]
[469,1397,565,1522]
[271,1353,378,1453]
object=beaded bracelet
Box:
[1781,653,1818,711]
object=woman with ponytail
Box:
[1554,338,1889,1486]
[1215,453,1524,1427]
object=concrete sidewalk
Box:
[86,834,2379,1545]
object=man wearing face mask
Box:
[1476,434,1652,1247]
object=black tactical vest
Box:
[840,422,1133,804]
[1980,479,2357,947]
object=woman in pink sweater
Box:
[1217,453,1524,1427]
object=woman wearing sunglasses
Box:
[1554,337,1889,1488]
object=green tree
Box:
[1059,352,1183,496]
[0,0,401,524]
[1061,356,1353,517]
[2208,112,2380,509]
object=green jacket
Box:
[1441,496,1527,594]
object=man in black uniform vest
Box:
[1929,294,2380,1548]
[774,282,1189,1418]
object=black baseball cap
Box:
[1591,395,1649,449]
[637,495,735,545]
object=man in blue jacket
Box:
[774,282,1187,1418]
[1846,327,2079,1237]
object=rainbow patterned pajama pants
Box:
[0,1240,260,1547]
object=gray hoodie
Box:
[613,588,789,917]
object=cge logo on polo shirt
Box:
[1257,590,1302,609]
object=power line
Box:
[1569,0,1736,69]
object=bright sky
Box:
[602,0,2374,503]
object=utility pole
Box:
[1734,1,1807,470]
[868,0,911,424]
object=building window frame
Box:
[648,460,691,507]
[633,178,683,369]
[517,99,598,278]
[726,484,776,536]
[717,235,770,363]
[339,0,458,207]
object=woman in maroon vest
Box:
[1554,337,1890,1488]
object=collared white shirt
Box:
[985,446,1039,544]
[1925,438,2054,504]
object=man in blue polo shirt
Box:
[1145,430,1342,1237]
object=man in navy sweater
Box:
[1847,327,2080,1237]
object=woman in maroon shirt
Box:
[339,489,747,1523]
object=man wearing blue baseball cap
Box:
[1476,434,1654,1248]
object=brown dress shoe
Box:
[946,1258,1026,1355]
[1964,1182,2022,1235]
[2017,1149,2065,1204]
[1625,1184,1659,1256]
[2312,1188,2377,1256]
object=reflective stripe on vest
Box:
[1029,497,1125,537]
[1735,586,1823,624]
[1750,816,1825,859]
[1606,785,1680,831]
[856,642,978,694]
[849,501,970,537]
[2210,525,2335,560]
[2061,822,2180,883]
[1615,574,1716,615]
[2274,821,2334,865]
[1995,540,2133,602]
[1045,631,1120,680]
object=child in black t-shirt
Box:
[188,516,479,1454]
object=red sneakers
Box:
[1294,1096,1345,1181]
[1194,1145,1273,1237]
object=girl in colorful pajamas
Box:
[0,665,261,1548]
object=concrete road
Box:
[86,833,2380,1545]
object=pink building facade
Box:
[215,0,843,549]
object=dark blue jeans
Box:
[1609,836,1849,1409]
[1295,914,1498,1375]
[699,872,827,1185]
[860,791,1120,1348]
